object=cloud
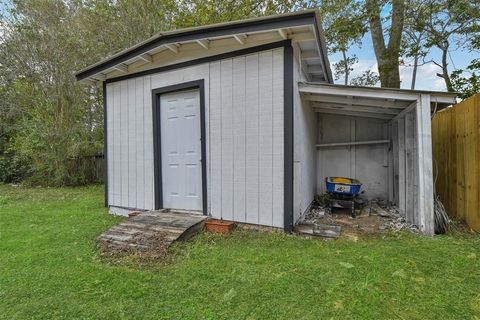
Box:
[400,63,446,91]
[330,59,379,85]
[331,56,448,92]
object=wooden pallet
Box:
[98,210,207,252]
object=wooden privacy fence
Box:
[432,93,480,231]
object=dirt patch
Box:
[297,199,419,239]
[98,231,171,263]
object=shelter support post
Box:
[415,94,435,235]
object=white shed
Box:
[76,10,456,235]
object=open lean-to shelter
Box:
[76,10,456,235]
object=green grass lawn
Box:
[0,184,479,319]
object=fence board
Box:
[432,93,480,231]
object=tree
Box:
[403,0,430,89]
[318,0,366,85]
[0,0,305,186]
[365,0,406,88]
[417,0,480,92]
[172,0,306,28]
[0,0,176,185]
[451,59,480,99]
[333,55,358,85]
[350,70,381,86]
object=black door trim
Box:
[152,80,207,215]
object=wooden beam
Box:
[196,39,209,49]
[314,107,394,120]
[392,120,400,205]
[164,43,179,53]
[299,83,420,101]
[397,117,406,215]
[390,101,417,122]
[113,64,128,73]
[290,32,315,42]
[307,65,323,74]
[416,94,435,235]
[233,34,247,44]
[306,94,407,109]
[80,78,97,86]
[139,53,153,63]
[312,102,400,115]
[301,50,320,60]
[91,73,106,81]
[405,111,415,225]
[316,140,390,148]
[278,29,287,39]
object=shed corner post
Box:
[416,94,435,235]
[103,81,108,208]
[284,42,294,232]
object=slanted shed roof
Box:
[299,82,457,120]
[76,9,332,84]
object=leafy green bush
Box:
[0,153,29,184]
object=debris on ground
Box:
[296,223,342,239]
[296,195,419,238]
[99,230,171,261]
[434,194,450,234]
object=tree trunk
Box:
[342,49,349,85]
[439,45,454,92]
[366,0,405,88]
[411,54,418,90]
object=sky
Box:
[0,1,477,92]
[328,10,479,92]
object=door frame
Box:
[152,80,207,215]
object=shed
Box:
[76,9,456,235]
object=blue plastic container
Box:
[325,177,362,196]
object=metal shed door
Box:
[160,89,202,212]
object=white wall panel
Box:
[272,49,284,228]
[209,61,222,219]
[105,48,284,227]
[245,54,260,225]
[143,76,154,210]
[135,78,145,209]
[220,59,234,220]
[232,57,247,223]
[127,79,137,207]
[292,44,317,223]
[111,82,121,206]
[106,84,114,205]
[258,51,274,226]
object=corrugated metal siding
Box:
[105,48,284,227]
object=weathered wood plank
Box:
[432,93,480,231]
[97,210,207,253]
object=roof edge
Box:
[76,10,321,81]
[299,82,458,97]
